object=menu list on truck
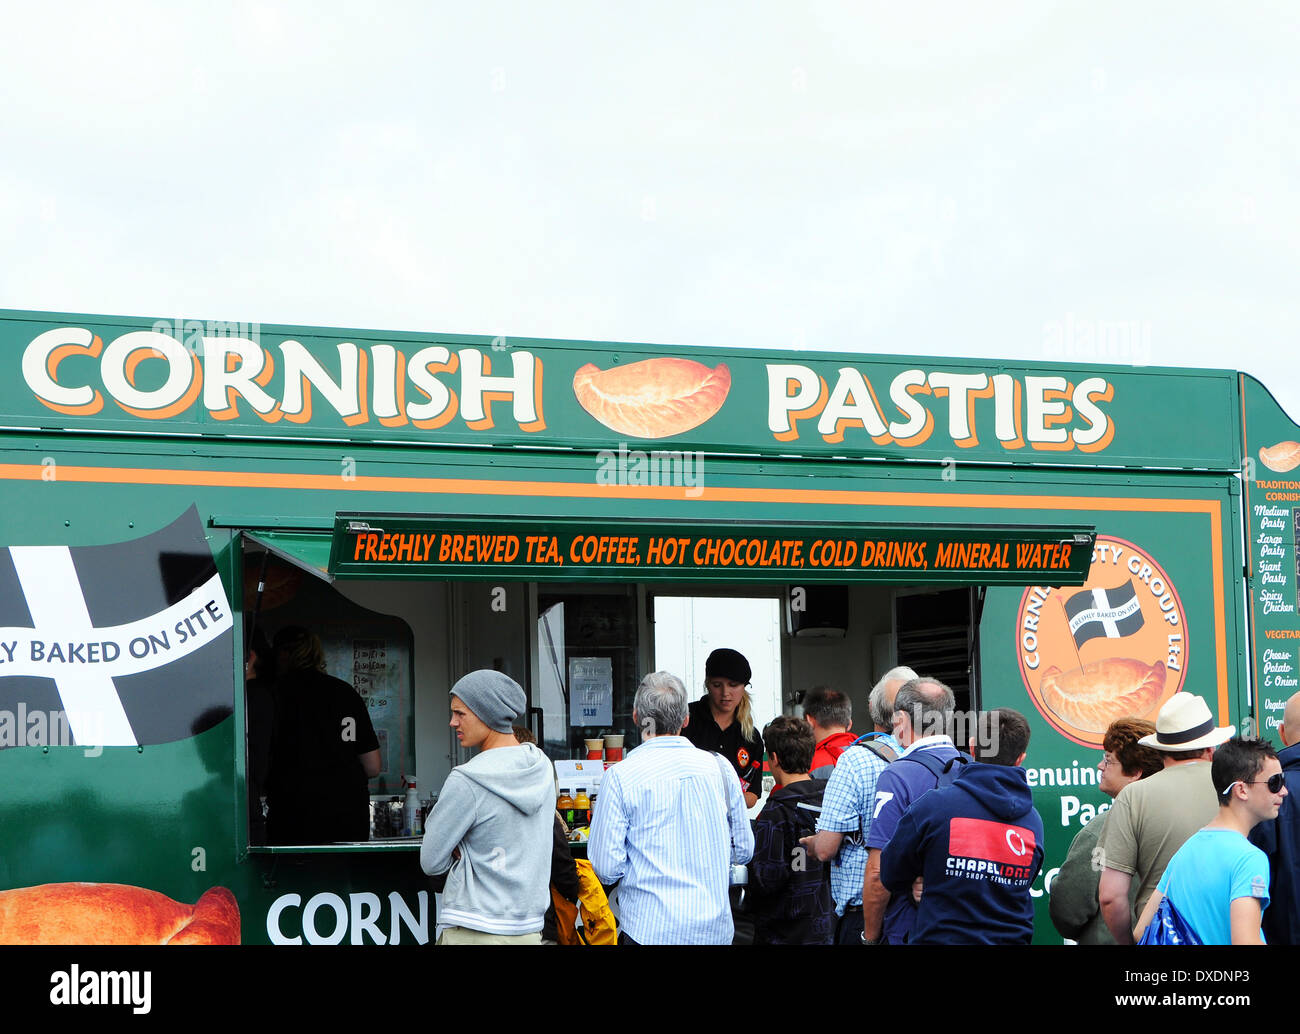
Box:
[1243,375,1300,743]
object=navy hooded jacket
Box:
[879,761,1045,944]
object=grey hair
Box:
[634,670,689,738]
[869,665,919,728]
[892,677,956,739]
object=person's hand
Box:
[911,877,924,904]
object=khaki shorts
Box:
[436,927,542,945]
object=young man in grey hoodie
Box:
[420,670,555,944]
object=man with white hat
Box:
[1098,691,1234,944]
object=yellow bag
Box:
[552,859,617,945]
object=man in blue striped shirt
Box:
[589,670,755,944]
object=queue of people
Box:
[411,645,1299,946]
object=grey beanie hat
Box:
[450,669,527,733]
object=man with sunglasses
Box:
[1134,737,1286,945]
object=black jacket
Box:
[747,779,834,945]
[1249,742,1300,944]
[543,816,580,941]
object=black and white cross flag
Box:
[1063,580,1144,649]
[0,506,234,748]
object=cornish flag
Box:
[0,506,233,748]
[1064,580,1144,649]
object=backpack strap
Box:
[848,731,899,764]
[861,739,898,764]
[897,748,969,787]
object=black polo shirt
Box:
[683,696,765,800]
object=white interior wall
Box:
[652,596,784,728]
[333,579,455,798]
[786,585,895,733]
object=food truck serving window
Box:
[233,515,1092,854]
[240,530,418,854]
[328,513,1097,586]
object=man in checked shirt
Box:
[801,667,914,945]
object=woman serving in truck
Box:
[683,648,765,809]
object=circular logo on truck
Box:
[1015,536,1188,748]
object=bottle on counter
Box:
[403,780,421,836]
[574,787,591,826]
[557,788,575,829]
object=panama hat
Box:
[1139,692,1234,752]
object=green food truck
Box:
[0,307,1295,944]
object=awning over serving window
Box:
[244,530,334,583]
[326,513,1097,586]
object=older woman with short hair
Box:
[1049,716,1164,943]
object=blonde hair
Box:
[735,689,755,741]
[704,677,757,740]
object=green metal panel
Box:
[0,308,1241,471]
[1240,373,1300,747]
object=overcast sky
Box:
[2,2,1297,423]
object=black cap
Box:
[705,648,751,684]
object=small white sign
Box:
[568,656,612,727]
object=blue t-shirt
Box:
[1157,828,1271,945]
